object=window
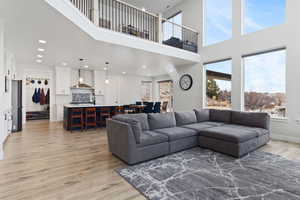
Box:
[205,60,232,109]
[141,81,153,102]
[244,0,286,34]
[204,0,232,46]
[163,12,182,41]
[159,80,174,112]
[244,49,286,118]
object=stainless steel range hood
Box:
[71,69,94,90]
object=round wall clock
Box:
[179,74,193,91]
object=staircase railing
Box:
[162,19,198,53]
[69,0,199,52]
[70,0,93,20]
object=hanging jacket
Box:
[36,88,41,103]
[40,88,46,105]
[45,89,50,105]
[32,88,38,103]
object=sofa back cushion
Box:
[175,112,197,126]
[148,113,176,130]
[209,109,232,123]
[113,113,149,131]
[231,111,270,129]
[194,109,210,122]
[112,117,142,143]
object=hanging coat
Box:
[32,88,38,103]
[40,88,46,105]
[36,88,41,103]
[45,89,50,105]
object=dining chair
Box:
[153,102,161,113]
[143,102,154,113]
[162,101,168,113]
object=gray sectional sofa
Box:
[107,109,270,165]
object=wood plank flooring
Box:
[0,120,299,200]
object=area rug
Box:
[116,148,300,200]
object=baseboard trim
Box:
[271,134,300,144]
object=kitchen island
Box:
[63,104,119,131]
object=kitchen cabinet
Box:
[94,70,105,96]
[56,67,71,95]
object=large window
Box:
[205,60,232,109]
[141,81,153,102]
[163,12,182,41]
[204,0,232,46]
[159,80,174,112]
[244,49,286,118]
[244,0,286,34]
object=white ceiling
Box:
[121,0,183,14]
[0,0,192,77]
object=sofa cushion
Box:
[231,111,270,129]
[209,109,232,123]
[194,109,210,122]
[182,122,221,132]
[175,111,197,126]
[112,117,142,143]
[113,113,149,131]
[154,127,198,141]
[137,131,169,148]
[199,125,259,143]
[148,113,176,130]
[224,124,269,137]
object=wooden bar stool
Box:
[70,108,84,132]
[114,106,125,116]
[85,107,97,130]
[97,107,111,127]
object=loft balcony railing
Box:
[162,19,198,53]
[69,0,199,53]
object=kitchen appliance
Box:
[11,80,22,132]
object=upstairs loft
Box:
[70,0,199,53]
[68,0,199,53]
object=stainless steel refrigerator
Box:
[11,80,22,132]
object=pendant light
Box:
[105,62,110,84]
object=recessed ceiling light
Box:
[104,67,108,71]
[62,62,67,66]
[37,55,43,58]
[84,65,89,68]
[36,59,42,63]
[38,40,47,44]
[122,72,126,74]
[142,7,146,12]
[142,65,147,69]
[37,48,45,52]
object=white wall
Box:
[164,0,300,142]
[0,20,5,159]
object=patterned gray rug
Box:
[116,148,300,200]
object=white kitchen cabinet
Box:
[104,75,120,105]
[94,70,105,96]
[56,67,71,95]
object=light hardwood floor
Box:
[0,120,300,200]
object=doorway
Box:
[24,75,51,122]
[158,80,174,112]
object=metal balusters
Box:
[69,0,198,47]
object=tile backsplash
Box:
[71,88,94,103]
[72,93,92,103]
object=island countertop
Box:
[64,104,121,108]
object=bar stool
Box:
[114,106,125,116]
[70,108,84,132]
[97,107,111,127]
[85,107,97,130]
